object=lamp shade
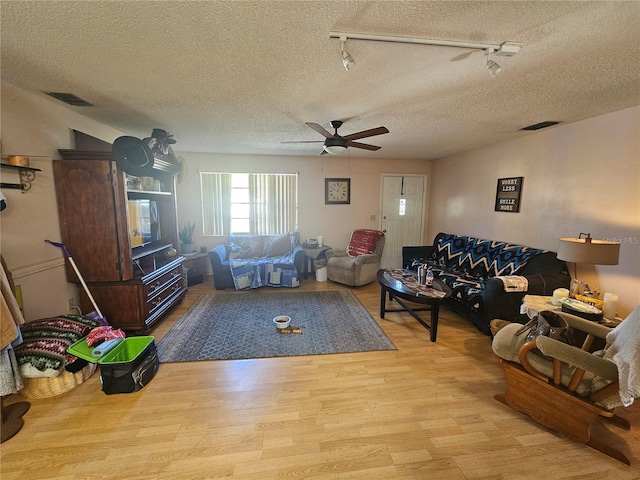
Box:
[557,237,620,265]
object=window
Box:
[201,172,298,236]
[399,198,406,216]
[230,174,250,233]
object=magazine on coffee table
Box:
[386,269,447,299]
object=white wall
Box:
[1,82,124,320]
[174,152,431,253]
[428,106,640,318]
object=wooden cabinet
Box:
[53,150,187,334]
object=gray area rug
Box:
[157,290,396,362]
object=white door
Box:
[380,175,426,268]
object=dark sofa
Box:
[209,232,306,290]
[403,232,570,335]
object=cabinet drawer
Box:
[145,267,183,296]
[146,268,184,313]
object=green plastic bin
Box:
[67,336,158,394]
[99,336,154,364]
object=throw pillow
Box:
[347,229,384,257]
[225,242,243,259]
[263,233,292,257]
[229,235,264,258]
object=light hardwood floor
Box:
[2,278,639,479]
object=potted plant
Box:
[179,222,195,254]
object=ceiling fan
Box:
[283,120,389,155]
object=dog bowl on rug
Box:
[273,315,291,329]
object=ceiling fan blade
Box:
[306,122,333,138]
[281,140,324,144]
[342,126,389,141]
[347,141,381,151]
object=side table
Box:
[521,294,622,328]
[521,295,558,319]
[302,246,331,280]
[182,252,209,286]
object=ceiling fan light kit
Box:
[323,137,348,155]
[283,120,389,155]
[329,31,522,76]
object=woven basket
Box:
[20,363,97,399]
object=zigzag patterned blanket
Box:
[407,233,547,314]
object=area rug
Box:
[157,290,396,362]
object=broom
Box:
[45,240,107,324]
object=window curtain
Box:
[201,172,231,236]
[249,173,298,235]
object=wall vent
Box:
[45,92,93,106]
[520,121,560,131]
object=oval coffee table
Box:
[377,268,452,342]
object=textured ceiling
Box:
[1,1,639,160]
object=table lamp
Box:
[557,233,620,297]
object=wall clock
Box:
[325,178,350,204]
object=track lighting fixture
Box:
[486,48,502,77]
[340,36,355,71]
[330,31,522,76]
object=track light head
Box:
[342,50,355,71]
[485,48,502,77]
[487,59,502,77]
[340,37,355,71]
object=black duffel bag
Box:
[100,341,159,395]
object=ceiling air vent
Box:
[45,92,93,106]
[520,121,560,131]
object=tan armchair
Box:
[326,229,385,287]
[492,306,640,464]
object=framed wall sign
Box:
[325,178,350,204]
[495,177,523,213]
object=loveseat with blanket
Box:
[403,232,570,335]
[209,232,305,290]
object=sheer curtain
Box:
[249,173,298,235]
[201,172,231,236]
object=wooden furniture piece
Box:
[377,269,451,342]
[53,150,187,334]
[301,245,331,280]
[181,252,209,286]
[492,310,637,464]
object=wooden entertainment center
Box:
[53,142,187,334]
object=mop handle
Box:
[45,240,104,319]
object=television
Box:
[127,199,161,248]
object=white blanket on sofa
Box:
[494,275,529,292]
[603,305,640,406]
